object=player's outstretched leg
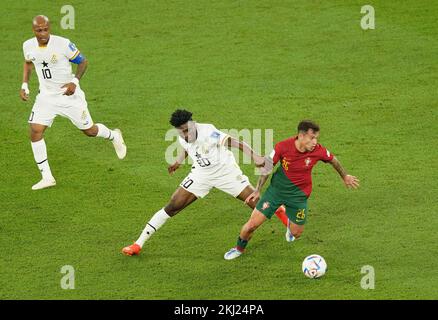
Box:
[30,124,56,190]
[122,207,171,256]
[122,187,197,256]
[82,124,127,159]
[224,209,267,260]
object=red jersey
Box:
[270,136,334,199]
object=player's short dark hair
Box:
[169,109,193,127]
[297,120,320,133]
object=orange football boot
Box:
[122,243,141,256]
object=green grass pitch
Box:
[0,0,437,299]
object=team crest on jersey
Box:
[262,202,270,210]
[305,157,312,167]
[210,131,220,139]
[199,144,210,154]
[50,54,58,64]
[81,111,87,120]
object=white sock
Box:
[135,208,171,247]
[96,123,115,140]
[31,139,54,180]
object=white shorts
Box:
[28,88,94,130]
[180,163,251,198]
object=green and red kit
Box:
[256,136,334,225]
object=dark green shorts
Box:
[255,187,308,225]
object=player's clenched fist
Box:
[253,154,265,167]
[20,89,29,101]
[62,82,77,96]
[245,190,260,204]
[20,82,30,101]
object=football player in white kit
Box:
[20,16,127,190]
[122,109,288,256]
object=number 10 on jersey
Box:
[42,68,52,79]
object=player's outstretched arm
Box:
[244,173,270,204]
[20,61,33,101]
[245,156,275,204]
[62,58,88,96]
[227,136,265,167]
[168,151,188,175]
[329,156,360,189]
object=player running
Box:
[224,120,360,260]
[122,109,288,256]
[20,15,126,190]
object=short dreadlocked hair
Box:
[169,109,193,127]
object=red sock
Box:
[274,205,288,226]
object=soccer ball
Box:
[302,254,327,279]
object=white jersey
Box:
[178,123,236,172]
[23,35,81,95]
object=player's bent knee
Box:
[30,133,43,142]
[30,128,44,142]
